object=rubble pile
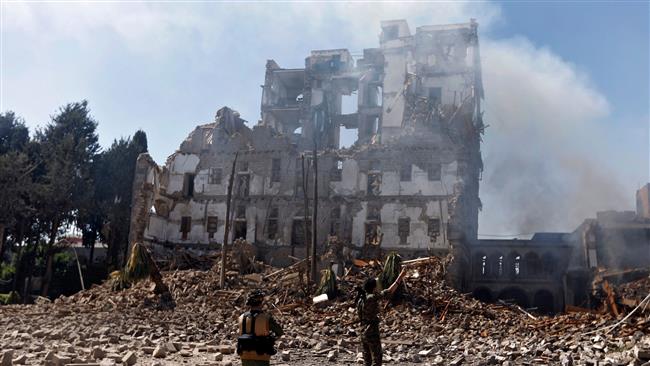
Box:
[1,255,649,365]
[619,276,650,303]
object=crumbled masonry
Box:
[1,253,648,365]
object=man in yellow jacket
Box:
[237,290,283,366]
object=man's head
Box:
[363,277,377,294]
[246,289,264,307]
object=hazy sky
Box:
[2,1,648,235]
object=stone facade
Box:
[469,234,572,313]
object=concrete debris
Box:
[0,252,648,365]
[152,346,166,359]
[0,350,13,366]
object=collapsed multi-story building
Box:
[130,20,484,285]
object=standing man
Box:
[356,268,407,366]
[237,290,283,366]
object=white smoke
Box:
[480,38,631,234]
[4,2,642,235]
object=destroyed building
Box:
[130,19,484,283]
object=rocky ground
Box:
[1,257,649,365]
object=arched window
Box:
[491,253,504,278]
[542,253,556,276]
[507,251,522,278]
[481,254,489,276]
[524,252,542,277]
[473,252,489,277]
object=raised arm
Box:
[385,267,407,296]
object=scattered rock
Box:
[0,350,13,366]
[281,350,290,361]
[152,346,166,358]
[121,351,136,366]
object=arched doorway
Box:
[472,287,494,303]
[498,287,530,308]
[533,289,555,314]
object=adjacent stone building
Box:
[469,234,572,313]
[130,19,485,275]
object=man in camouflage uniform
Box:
[356,269,406,366]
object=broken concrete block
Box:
[121,351,136,366]
[326,349,337,362]
[90,347,105,360]
[217,345,234,354]
[355,352,364,364]
[636,347,650,361]
[13,354,27,365]
[152,346,166,358]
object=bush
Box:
[53,251,75,276]
[0,291,21,305]
[0,263,15,282]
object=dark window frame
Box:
[428,163,441,181]
[180,216,192,240]
[400,164,412,182]
[207,216,219,239]
[183,173,195,198]
[398,217,410,245]
[267,207,279,240]
[271,158,281,183]
[208,168,223,185]
[331,160,343,182]
[427,217,441,238]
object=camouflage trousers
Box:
[360,326,382,366]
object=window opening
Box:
[208,168,222,185]
[207,216,218,239]
[398,217,410,245]
[180,216,191,240]
[271,158,281,183]
[183,173,195,198]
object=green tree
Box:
[0,152,33,260]
[0,111,29,154]
[0,112,31,261]
[93,130,148,268]
[36,100,99,296]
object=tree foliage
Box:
[0,112,29,154]
[0,101,149,300]
[96,131,148,267]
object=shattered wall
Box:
[133,20,484,272]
